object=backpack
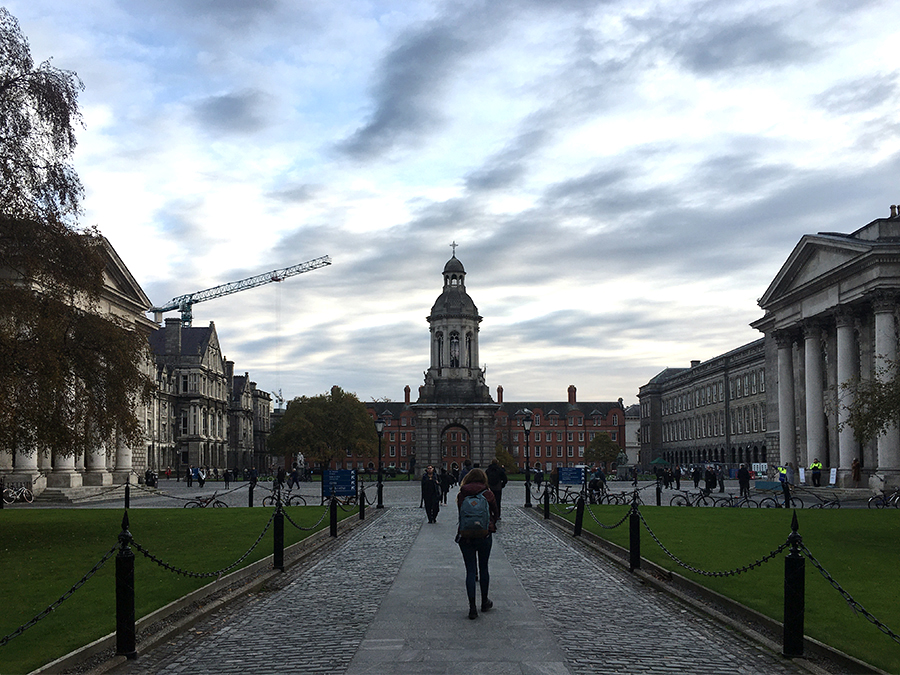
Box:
[458,490,490,539]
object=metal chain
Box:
[68,483,127,502]
[282,506,330,531]
[800,543,900,646]
[0,544,119,647]
[131,510,276,579]
[638,510,789,577]
[135,481,249,503]
[584,504,631,530]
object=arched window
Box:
[466,332,473,367]
[436,332,444,368]
[450,331,460,367]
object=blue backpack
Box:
[458,490,490,539]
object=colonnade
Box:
[0,443,133,492]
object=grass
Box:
[0,506,349,674]
[564,504,900,673]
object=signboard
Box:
[829,467,838,485]
[798,467,806,484]
[322,469,357,498]
[558,467,584,485]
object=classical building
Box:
[350,252,627,476]
[638,340,768,472]
[752,209,900,489]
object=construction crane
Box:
[149,255,331,326]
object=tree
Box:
[840,361,900,447]
[494,440,517,473]
[0,9,153,460]
[583,432,621,470]
[0,8,84,224]
[268,386,377,468]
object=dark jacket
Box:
[457,481,499,533]
[485,463,508,492]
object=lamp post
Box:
[374,418,385,508]
[520,409,533,508]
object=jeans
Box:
[459,534,492,600]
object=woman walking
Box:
[456,468,499,619]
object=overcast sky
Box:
[9,0,899,405]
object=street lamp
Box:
[519,409,533,507]
[374,418,385,508]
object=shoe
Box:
[481,599,493,612]
[468,607,478,619]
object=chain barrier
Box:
[67,483,127,502]
[800,543,900,646]
[131,510,276,579]
[132,480,250,503]
[0,544,119,647]
[637,509,789,577]
[282,505,330,531]
[584,503,631,530]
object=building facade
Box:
[752,209,900,489]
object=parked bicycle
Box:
[713,492,758,508]
[807,491,841,509]
[867,489,900,509]
[670,489,715,507]
[262,491,308,507]
[758,492,804,509]
[2,485,34,504]
[184,492,227,508]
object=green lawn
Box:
[0,506,347,674]
[566,504,900,673]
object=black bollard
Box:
[574,496,585,537]
[124,477,130,509]
[656,484,661,506]
[359,487,366,520]
[783,511,805,657]
[273,503,284,571]
[248,482,254,508]
[629,503,641,572]
[115,512,137,659]
[0,480,4,509]
[329,495,338,537]
[543,486,550,519]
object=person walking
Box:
[422,465,441,523]
[440,467,451,505]
[456,468,498,620]
[737,463,751,499]
[716,465,725,493]
[485,459,508,520]
[851,458,861,488]
[704,465,716,494]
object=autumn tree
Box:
[583,432,621,471]
[268,386,377,469]
[0,9,153,460]
[493,440,517,473]
[840,361,900,447]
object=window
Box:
[557,446,563,457]
[390,446,396,457]
[346,448,352,457]
[578,432,584,442]
[556,432,563,442]
[611,431,617,441]
[182,375,188,393]
[578,446,584,457]
[567,432,573,442]
[567,446,574,457]
[534,431,541,442]
[390,432,395,441]
[534,447,541,457]
[401,432,406,442]
[181,411,188,435]
[612,414,618,426]
[534,415,540,425]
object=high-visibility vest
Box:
[810,462,822,471]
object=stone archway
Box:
[440,423,471,470]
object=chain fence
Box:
[0,543,119,647]
[282,505,330,531]
[131,510,276,579]
[584,503,631,530]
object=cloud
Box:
[815,73,899,115]
[192,89,272,134]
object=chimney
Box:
[404,385,411,404]
[164,318,181,356]
[568,385,576,404]
[892,205,898,219]
[225,360,234,381]
[691,360,700,368]
[497,385,503,404]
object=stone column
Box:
[47,450,83,488]
[873,297,900,480]
[113,438,133,484]
[836,312,858,481]
[776,332,796,465]
[83,440,113,486]
[0,447,13,474]
[803,323,826,479]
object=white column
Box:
[874,298,900,473]
[47,450,83,487]
[776,332,796,465]
[804,323,826,477]
[0,448,12,474]
[113,438,133,484]
[83,440,113,486]
[836,313,858,478]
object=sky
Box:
[8,0,900,406]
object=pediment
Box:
[100,237,151,309]
[758,234,870,309]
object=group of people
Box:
[421,458,509,524]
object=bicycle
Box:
[867,489,900,509]
[713,492,758,508]
[807,491,841,509]
[184,492,227,508]
[670,489,715,507]
[262,491,308,507]
[758,492,804,509]
[2,485,34,504]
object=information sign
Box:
[558,466,584,485]
[322,469,357,498]
[829,467,838,485]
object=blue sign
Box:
[558,467,584,485]
[322,469,357,497]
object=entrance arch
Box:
[441,424,471,470]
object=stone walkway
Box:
[110,497,807,675]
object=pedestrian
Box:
[485,459,508,520]
[851,458,861,488]
[716,465,725,493]
[737,463,751,499]
[422,465,441,523]
[197,466,205,488]
[674,465,681,490]
[459,458,473,484]
[692,465,702,489]
[704,465,716,494]
[276,466,286,490]
[289,465,301,490]
[810,458,823,487]
[456,467,498,620]
[165,466,171,480]
[534,466,544,488]
[186,465,194,487]
[440,467,451,504]
[224,468,231,489]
